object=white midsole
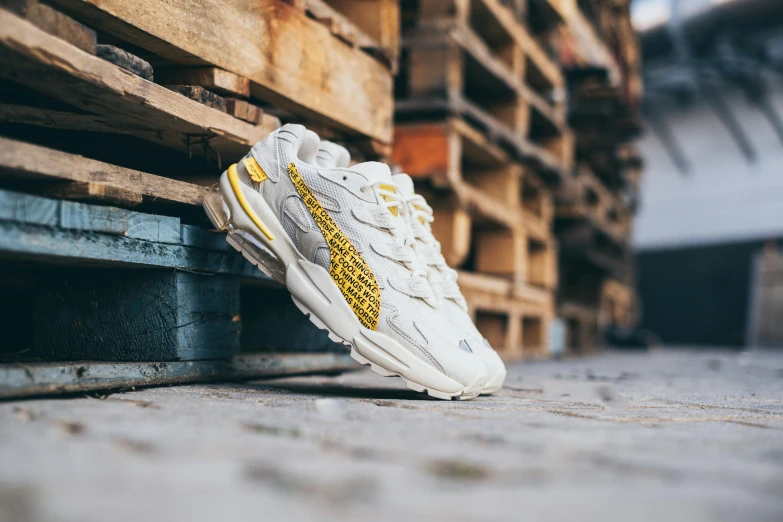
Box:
[214,173,471,397]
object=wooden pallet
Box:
[599,277,638,330]
[556,163,632,244]
[18,0,394,146]
[392,118,557,290]
[458,271,554,359]
[0,9,282,164]
[396,0,572,176]
[559,300,599,354]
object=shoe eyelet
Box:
[342,176,347,181]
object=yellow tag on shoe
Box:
[287,162,381,330]
[243,157,268,183]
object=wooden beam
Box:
[46,0,393,143]
[0,137,207,206]
[156,67,251,99]
[0,0,96,53]
[33,181,143,207]
[0,10,279,161]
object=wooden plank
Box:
[323,0,400,64]
[59,200,181,243]
[225,99,264,125]
[33,181,143,207]
[0,137,208,206]
[46,0,393,143]
[304,0,360,47]
[0,353,356,399]
[156,67,250,98]
[0,0,96,53]
[27,269,240,362]
[0,189,266,280]
[0,11,279,161]
[0,187,58,226]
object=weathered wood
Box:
[32,181,143,207]
[241,285,339,353]
[225,98,264,125]
[0,187,58,226]
[0,189,268,282]
[0,0,96,53]
[305,0,359,46]
[26,269,240,362]
[59,200,180,243]
[46,0,393,143]
[166,85,227,112]
[321,0,400,66]
[0,353,356,399]
[96,44,153,80]
[0,11,278,161]
[0,137,207,206]
[156,67,250,98]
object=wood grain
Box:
[46,0,393,143]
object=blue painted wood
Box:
[0,188,343,363]
[60,200,180,243]
[30,268,240,361]
[0,189,59,226]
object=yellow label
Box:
[243,157,268,183]
[379,183,399,216]
[287,162,380,330]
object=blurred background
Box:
[631,0,783,349]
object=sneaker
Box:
[316,141,507,394]
[204,124,488,399]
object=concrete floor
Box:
[1,349,782,522]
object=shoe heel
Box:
[204,184,287,284]
[203,184,230,230]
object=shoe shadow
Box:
[245,381,441,401]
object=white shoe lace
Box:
[403,192,460,285]
[360,180,433,300]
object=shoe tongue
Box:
[392,173,415,196]
[349,161,393,183]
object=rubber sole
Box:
[204,177,483,400]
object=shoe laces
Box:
[402,192,459,284]
[360,180,431,286]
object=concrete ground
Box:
[1,349,782,522]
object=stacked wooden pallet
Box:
[0,0,398,397]
[392,0,569,359]
[554,0,643,353]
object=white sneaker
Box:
[316,141,506,394]
[204,124,488,399]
